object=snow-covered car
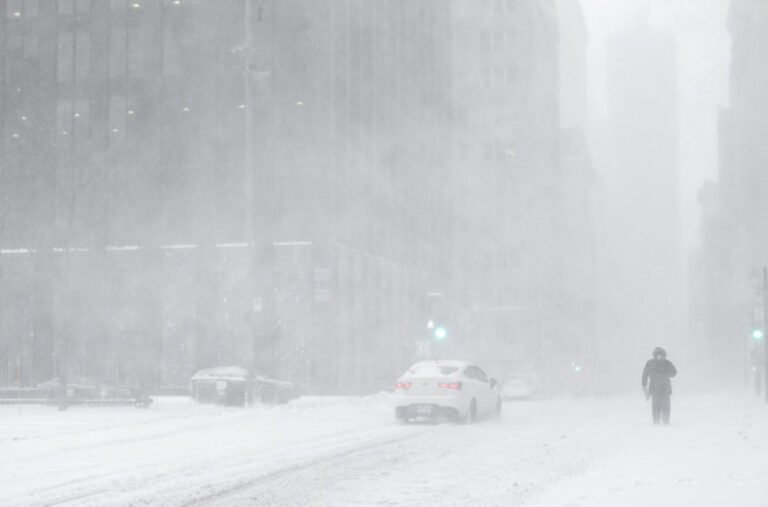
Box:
[394,360,502,423]
[36,376,151,407]
[189,366,299,406]
[501,372,539,400]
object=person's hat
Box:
[652,347,666,358]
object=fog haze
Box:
[2,1,767,505]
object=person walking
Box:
[641,347,677,425]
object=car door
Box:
[472,366,495,414]
[462,366,480,407]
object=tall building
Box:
[0,0,452,391]
[449,0,563,384]
[598,23,682,380]
[554,0,596,391]
[691,0,768,385]
[555,0,587,131]
[1,0,589,395]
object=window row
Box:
[479,0,517,15]
[474,250,521,273]
[484,138,517,161]
[481,67,518,89]
[454,139,518,163]
[5,0,191,18]
[5,0,38,18]
[456,30,517,53]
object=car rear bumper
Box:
[394,394,467,420]
[396,404,462,420]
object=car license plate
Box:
[417,404,432,415]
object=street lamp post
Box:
[244,0,256,375]
[763,266,768,403]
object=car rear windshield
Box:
[409,365,459,376]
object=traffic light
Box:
[752,328,764,341]
[433,326,447,341]
[571,362,582,373]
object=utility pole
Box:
[244,0,256,375]
[763,266,768,403]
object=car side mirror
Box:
[490,378,497,389]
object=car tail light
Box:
[395,382,412,390]
[438,382,462,390]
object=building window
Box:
[110,28,127,80]
[73,99,90,142]
[57,32,74,83]
[493,31,505,51]
[127,26,144,77]
[6,0,39,18]
[23,33,39,59]
[485,138,517,161]
[7,31,22,50]
[75,30,91,81]
[480,31,491,52]
[26,0,39,17]
[455,30,471,53]
[5,0,20,19]
[504,66,517,88]
[481,68,492,88]
[57,100,73,149]
[76,0,90,14]
[491,0,517,15]
[58,0,74,15]
[109,96,127,146]
[163,26,182,76]
[481,31,514,52]
[497,251,519,271]
[493,67,506,88]
[110,0,126,12]
[481,67,517,89]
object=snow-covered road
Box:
[1,393,767,506]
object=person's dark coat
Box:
[642,358,677,396]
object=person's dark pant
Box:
[651,393,671,424]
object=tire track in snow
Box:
[15,421,432,507]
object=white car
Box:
[501,372,539,400]
[394,360,502,423]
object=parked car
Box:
[501,371,539,400]
[36,376,151,407]
[189,366,299,406]
[394,360,502,423]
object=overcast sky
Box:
[580,0,731,250]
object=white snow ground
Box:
[1,392,767,506]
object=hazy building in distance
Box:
[0,0,452,392]
[556,0,588,131]
[598,23,683,381]
[449,0,563,385]
[555,0,597,393]
[691,0,768,386]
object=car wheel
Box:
[260,388,278,404]
[461,399,477,424]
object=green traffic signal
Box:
[752,329,764,340]
[434,326,447,340]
